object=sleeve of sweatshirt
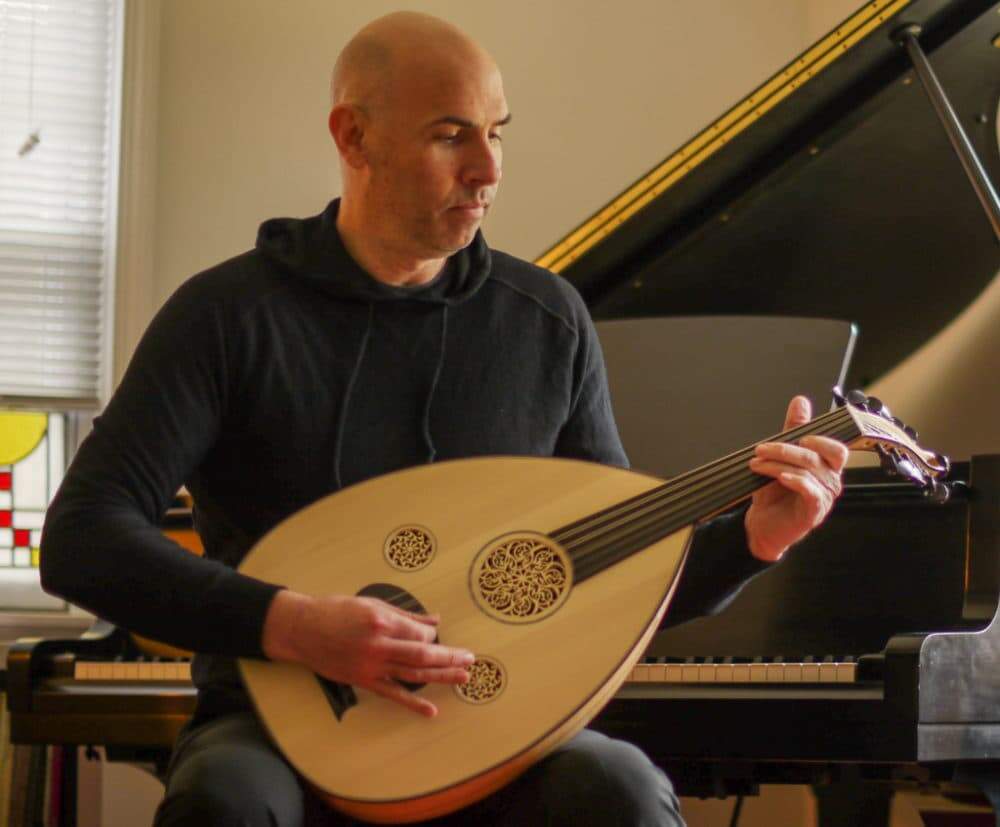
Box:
[553,306,629,468]
[660,504,773,628]
[40,275,281,659]
[554,308,773,625]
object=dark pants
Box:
[153,712,683,827]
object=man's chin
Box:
[435,227,480,255]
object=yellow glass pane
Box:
[0,412,47,465]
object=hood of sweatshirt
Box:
[254,198,492,305]
[254,198,496,490]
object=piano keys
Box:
[628,657,861,685]
[64,656,861,686]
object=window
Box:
[0,412,63,609]
[0,0,123,612]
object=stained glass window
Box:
[0,411,65,610]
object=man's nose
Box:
[463,136,502,187]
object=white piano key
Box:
[837,662,857,683]
[819,663,838,683]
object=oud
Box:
[238,390,947,823]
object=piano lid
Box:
[537,0,1000,387]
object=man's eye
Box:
[489,133,503,143]
[437,133,461,143]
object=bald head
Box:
[331,12,497,111]
[329,13,508,282]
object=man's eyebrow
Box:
[427,113,513,129]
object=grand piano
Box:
[8,1,1000,825]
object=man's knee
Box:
[154,715,305,827]
[533,730,684,826]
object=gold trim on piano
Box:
[535,0,913,274]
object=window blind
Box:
[0,0,120,407]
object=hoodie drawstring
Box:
[333,303,374,489]
[422,305,448,464]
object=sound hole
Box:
[317,678,356,722]
[317,583,431,721]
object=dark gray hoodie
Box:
[41,199,763,695]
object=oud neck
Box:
[551,406,861,583]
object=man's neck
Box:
[336,201,445,287]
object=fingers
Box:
[382,638,476,669]
[782,395,812,430]
[777,468,834,528]
[365,649,474,718]
[384,602,440,627]
[750,436,845,519]
[377,606,439,644]
[387,664,471,686]
[370,678,439,718]
[800,435,850,473]
[751,436,849,475]
[750,457,840,500]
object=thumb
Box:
[783,395,812,430]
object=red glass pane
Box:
[0,511,10,528]
[13,529,29,548]
[0,472,10,490]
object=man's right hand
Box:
[261,589,474,717]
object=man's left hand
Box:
[744,395,849,562]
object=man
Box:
[40,11,847,826]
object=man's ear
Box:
[329,104,368,169]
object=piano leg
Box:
[812,772,893,827]
[61,746,78,827]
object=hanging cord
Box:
[18,0,41,157]
[332,304,374,489]
[421,305,448,464]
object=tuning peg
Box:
[876,446,898,475]
[846,389,867,406]
[934,452,951,475]
[832,386,845,406]
[868,397,892,419]
[889,415,910,434]
[924,480,951,504]
[904,425,918,441]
